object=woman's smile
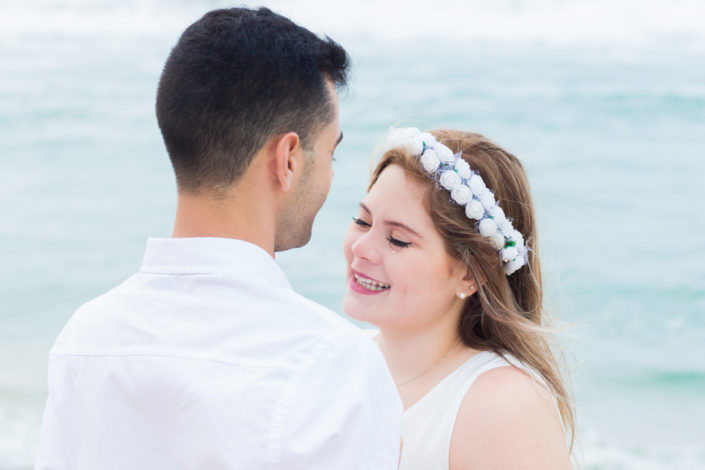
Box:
[349,270,391,294]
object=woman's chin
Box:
[342,290,380,325]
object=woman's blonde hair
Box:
[369,129,575,448]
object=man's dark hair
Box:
[156,7,349,192]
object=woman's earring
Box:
[457,292,467,300]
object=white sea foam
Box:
[579,430,705,470]
[2,0,705,49]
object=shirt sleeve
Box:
[34,373,70,470]
[274,332,403,470]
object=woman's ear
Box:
[453,257,487,298]
[458,272,478,297]
[270,132,302,192]
[467,260,488,289]
[450,258,477,297]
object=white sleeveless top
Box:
[399,350,549,470]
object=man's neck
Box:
[172,188,277,257]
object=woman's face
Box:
[342,164,468,331]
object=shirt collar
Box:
[139,237,291,290]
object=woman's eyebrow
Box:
[358,203,422,239]
[385,220,422,239]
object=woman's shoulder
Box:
[449,360,571,470]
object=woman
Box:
[343,128,574,469]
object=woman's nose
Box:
[351,230,380,264]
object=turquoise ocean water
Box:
[1,0,704,468]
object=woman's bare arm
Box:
[449,366,572,470]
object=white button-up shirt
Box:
[35,237,402,470]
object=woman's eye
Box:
[352,217,371,228]
[387,236,411,248]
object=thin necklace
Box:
[395,338,462,388]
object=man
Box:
[35,7,402,469]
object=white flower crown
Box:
[382,127,528,276]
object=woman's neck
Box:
[376,322,461,387]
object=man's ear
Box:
[270,132,302,192]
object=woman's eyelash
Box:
[352,217,371,227]
[387,236,411,248]
[352,217,411,248]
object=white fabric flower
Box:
[454,159,472,179]
[401,127,422,140]
[504,256,525,275]
[420,148,440,173]
[439,170,462,190]
[383,128,405,147]
[465,200,485,220]
[490,233,506,250]
[383,132,404,153]
[468,174,487,195]
[478,218,498,237]
[479,189,496,211]
[384,127,423,155]
[435,143,456,163]
[421,132,436,147]
[489,205,506,226]
[501,246,519,262]
[451,185,473,205]
[509,229,524,246]
[498,217,513,235]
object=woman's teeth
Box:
[353,273,390,291]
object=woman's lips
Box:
[349,270,391,295]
